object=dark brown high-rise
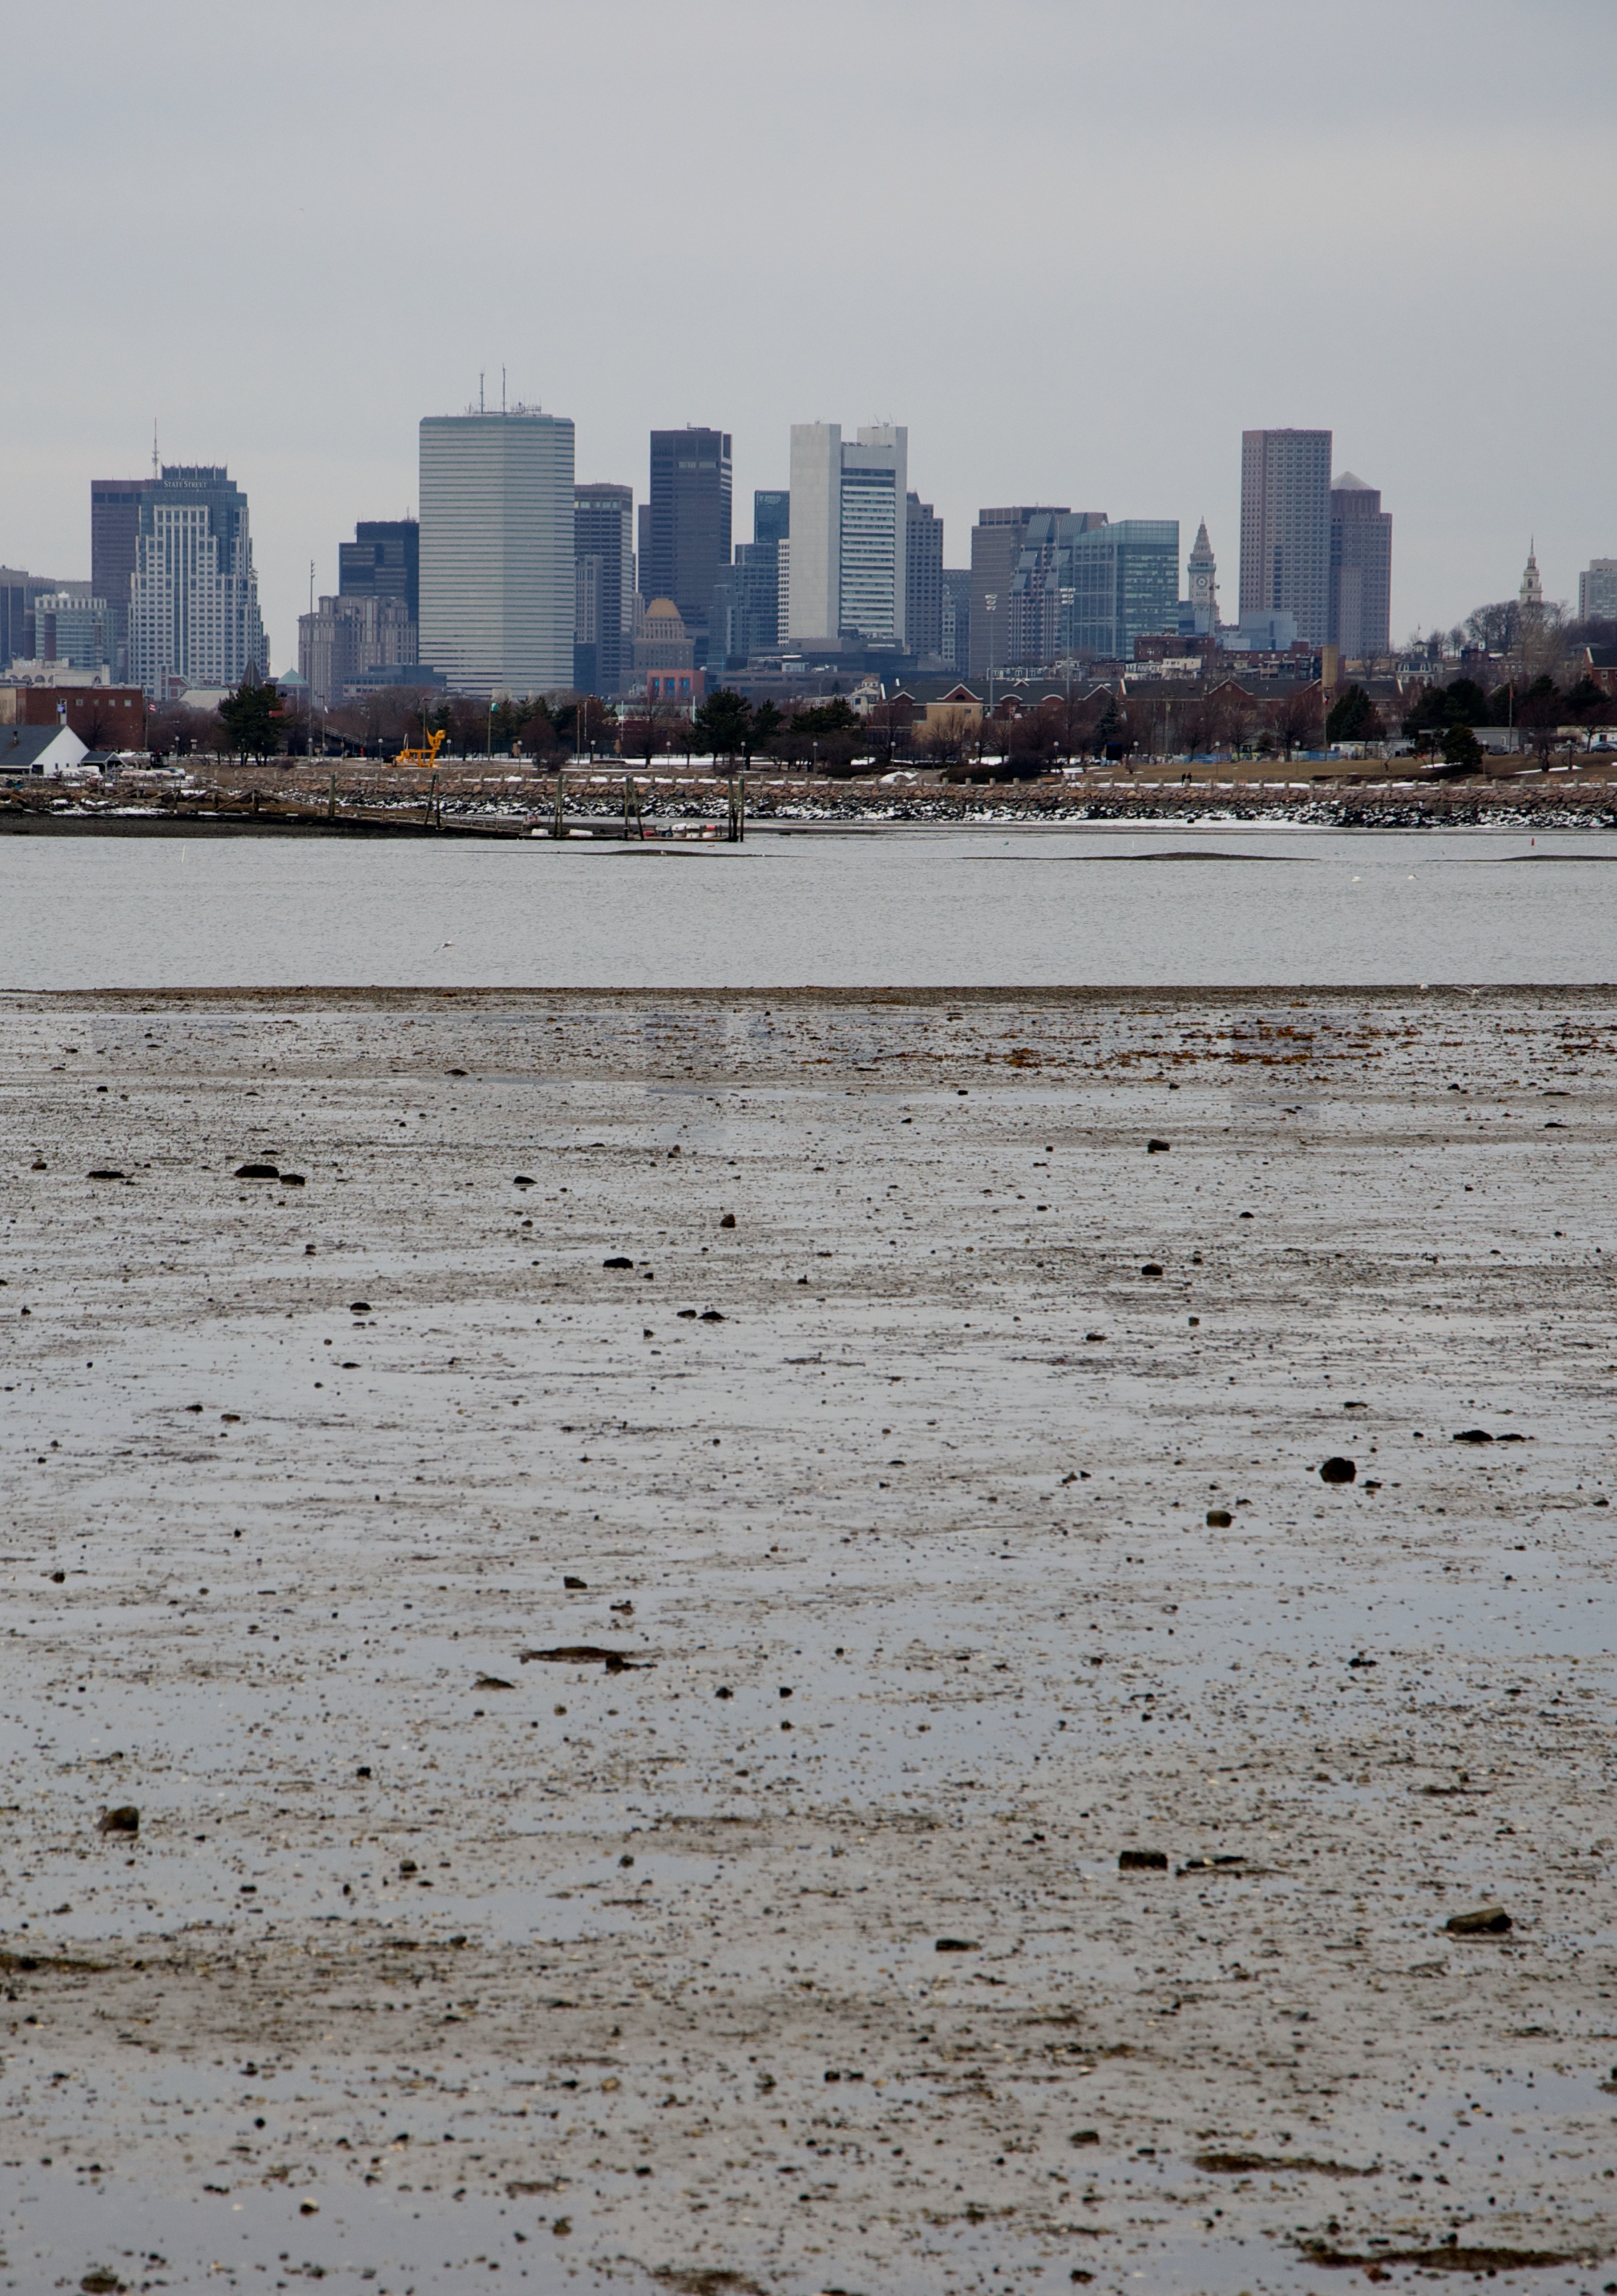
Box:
[644,428,731,661]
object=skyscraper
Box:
[1328,476,1392,659]
[1238,429,1332,646]
[298,594,417,709]
[711,493,787,672]
[644,428,731,662]
[572,483,634,694]
[753,489,790,557]
[340,520,420,624]
[742,488,790,652]
[91,478,149,676]
[1579,561,1617,622]
[969,508,1067,679]
[787,425,841,645]
[1007,511,1108,666]
[1061,521,1179,662]
[905,493,944,660]
[32,591,118,673]
[127,464,267,698]
[419,407,575,697]
[787,423,908,648]
[941,569,971,675]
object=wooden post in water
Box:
[425,773,437,829]
[327,775,336,822]
[623,775,646,840]
[727,773,745,842]
[553,767,566,839]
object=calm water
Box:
[3,821,1616,988]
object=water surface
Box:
[4,823,1615,988]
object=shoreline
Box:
[3,985,1614,2291]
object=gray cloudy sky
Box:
[7,0,1614,665]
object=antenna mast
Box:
[151,419,159,480]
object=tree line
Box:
[149,659,1613,774]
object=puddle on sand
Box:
[1,2162,595,2293]
[9,2156,1608,2295]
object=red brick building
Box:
[0,685,146,748]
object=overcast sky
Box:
[5,0,1614,666]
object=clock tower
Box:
[1187,519,1218,635]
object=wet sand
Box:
[2,986,1615,2295]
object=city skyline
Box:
[1,0,1611,670]
[15,395,1602,688]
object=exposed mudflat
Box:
[2,987,1615,2295]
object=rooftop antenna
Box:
[502,365,506,413]
[151,419,159,480]
[480,372,485,413]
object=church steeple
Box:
[1519,539,1544,615]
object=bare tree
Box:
[917,706,977,767]
[1268,684,1324,761]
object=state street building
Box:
[126,464,268,700]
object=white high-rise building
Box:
[419,407,575,696]
[787,424,840,645]
[787,422,908,648]
[127,465,267,698]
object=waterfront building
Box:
[1328,475,1392,658]
[1238,428,1332,646]
[127,464,268,699]
[418,406,575,696]
[643,429,731,662]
